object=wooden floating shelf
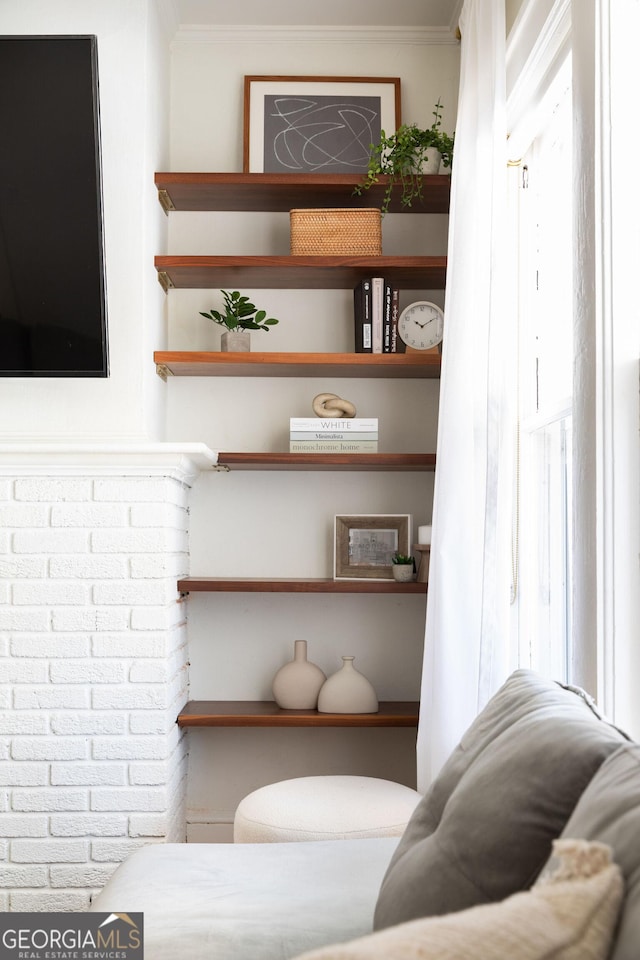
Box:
[177,700,420,728]
[154,351,441,379]
[215,452,436,471]
[177,577,427,594]
[155,172,451,215]
[155,255,447,291]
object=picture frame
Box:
[243,75,401,174]
[334,514,411,580]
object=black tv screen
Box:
[0,35,108,376]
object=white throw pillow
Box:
[294,840,623,960]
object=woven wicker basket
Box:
[290,208,382,256]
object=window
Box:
[512,62,573,680]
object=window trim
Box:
[506,0,571,161]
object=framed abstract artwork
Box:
[243,75,401,174]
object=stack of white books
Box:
[289,417,379,453]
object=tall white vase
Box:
[317,656,378,714]
[272,640,326,709]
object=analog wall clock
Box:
[397,301,444,351]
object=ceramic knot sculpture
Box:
[312,392,356,418]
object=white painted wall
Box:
[0,4,461,849]
[0,0,170,442]
[0,0,197,912]
[164,30,460,839]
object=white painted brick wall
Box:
[0,464,194,911]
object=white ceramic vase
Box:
[272,640,326,709]
[221,330,250,352]
[317,656,378,714]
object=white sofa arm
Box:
[88,837,398,960]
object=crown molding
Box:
[172,24,460,44]
[448,0,464,38]
[155,0,181,40]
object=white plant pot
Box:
[221,331,251,352]
[419,147,442,175]
[392,563,414,582]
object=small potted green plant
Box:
[391,552,415,582]
[200,290,279,352]
[437,129,455,174]
[354,99,455,215]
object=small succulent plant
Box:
[391,552,414,565]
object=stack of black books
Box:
[353,278,403,353]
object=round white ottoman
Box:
[233,775,422,843]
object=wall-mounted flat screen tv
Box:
[0,35,108,376]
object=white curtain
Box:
[416,0,516,792]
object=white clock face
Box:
[398,301,444,350]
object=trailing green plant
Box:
[437,130,455,171]
[354,99,454,214]
[391,552,414,565]
[199,290,279,333]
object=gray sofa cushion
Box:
[554,743,640,960]
[374,669,629,929]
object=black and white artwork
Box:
[244,77,400,174]
[262,95,381,173]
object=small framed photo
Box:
[334,514,411,580]
[243,75,401,174]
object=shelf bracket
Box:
[157,271,173,293]
[155,363,172,381]
[157,188,175,215]
[212,464,231,473]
